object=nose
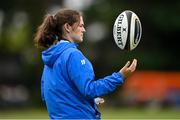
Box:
[82,27,86,33]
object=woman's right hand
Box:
[119,59,137,78]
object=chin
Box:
[79,38,83,42]
[76,39,83,43]
[74,37,83,43]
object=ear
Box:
[63,23,72,33]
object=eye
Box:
[79,24,84,28]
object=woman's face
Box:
[69,16,86,43]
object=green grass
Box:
[0,107,180,119]
[100,107,180,119]
[0,108,49,119]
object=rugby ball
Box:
[113,10,142,51]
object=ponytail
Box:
[34,14,57,48]
[34,9,81,49]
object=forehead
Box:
[79,16,84,24]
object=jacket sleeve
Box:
[67,50,125,98]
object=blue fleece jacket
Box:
[41,40,125,119]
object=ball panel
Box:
[121,12,128,50]
[130,12,137,50]
[124,10,133,50]
[113,11,128,50]
[134,18,142,44]
[130,12,142,50]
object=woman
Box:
[34,9,137,119]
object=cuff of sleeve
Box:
[114,72,125,81]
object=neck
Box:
[62,35,73,42]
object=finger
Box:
[99,98,105,104]
[132,59,137,70]
[129,59,137,71]
[123,61,130,69]
[132,59,137,69]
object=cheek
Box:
[75,28,82,34]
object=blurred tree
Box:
[0,0,50,107]
[83,0,180,73]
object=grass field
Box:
[0,107,180,119]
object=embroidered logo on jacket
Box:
[81,59,86,65]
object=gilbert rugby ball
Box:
[113,10,142,51]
